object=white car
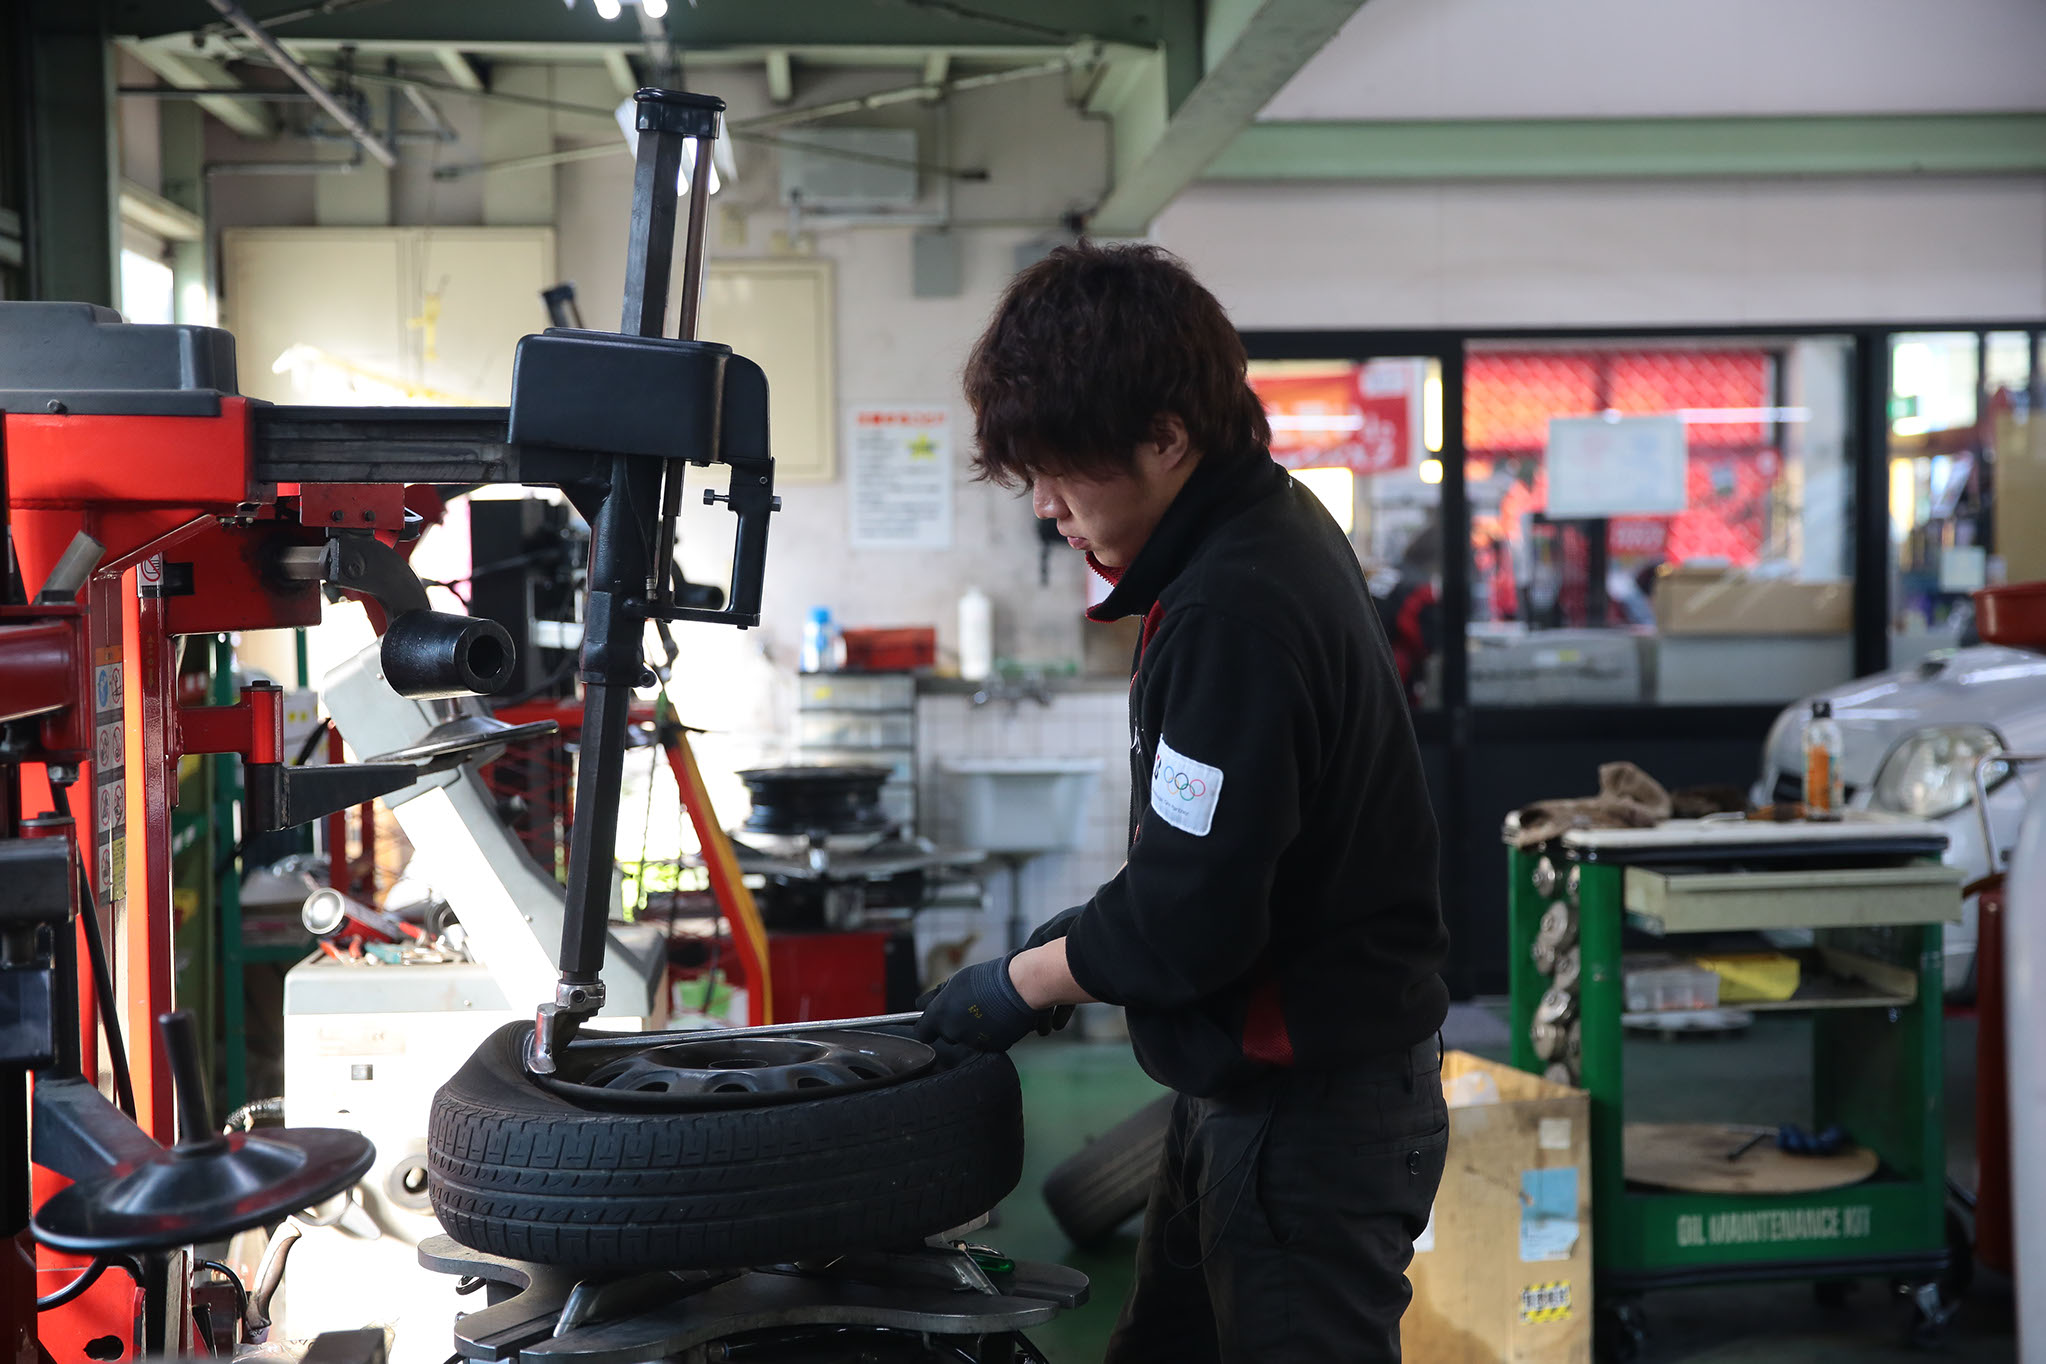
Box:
[1755,645,2046,995]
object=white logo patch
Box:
[1150,736,1223,837]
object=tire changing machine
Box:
[2,75,1082,1360]
[400,87,1088,1363]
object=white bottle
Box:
[958,587,993,682]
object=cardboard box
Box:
[1654,566,1851,636]
[1404,1053,1592,1364]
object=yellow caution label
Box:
[1519,1281,1572,1324]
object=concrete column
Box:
[24,0,116,305]
[482,64,556,226]
[158,102,212,325]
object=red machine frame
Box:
[2,397,420,1354]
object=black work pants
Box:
[1105,1037,1448,1364]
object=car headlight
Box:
[1870,725,2009,818]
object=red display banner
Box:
[1252,370,1412,474]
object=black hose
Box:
[192,1259,250,1334]
[221,1095,285,1133]
[47,782,137,1120]
[37,1255,142,1312]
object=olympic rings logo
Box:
[1156,763,1207,801]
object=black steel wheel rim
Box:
[737,766,892,837]
[537,1028,935,1110]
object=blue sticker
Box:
[1520,1167,1580,1263]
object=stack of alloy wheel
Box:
[1528,855,1583,1085]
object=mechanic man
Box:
[916,242,1452,1362]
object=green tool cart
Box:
[1505,816,1964,1359]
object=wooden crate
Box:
[1404,1052,1592,1364]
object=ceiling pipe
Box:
[735,49,1095,134]
[201,0,398,168]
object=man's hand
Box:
[915,954,1044,1059]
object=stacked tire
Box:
[426,1022,1025,1270]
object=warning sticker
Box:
[93,663,122,712]
[95,722,122,770]
[1520,1281,1572,1324]
[96,781,123,833]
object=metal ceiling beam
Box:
[738,50,1095,134]
[601,51,637,98]
[1086,0,1361,236]
[119,178,205,241]
[1203,114,2046,182]
[434,47,484,91]
[765,50,794,103]
[114,0,1169,49]
[201,0,397,167]
[118,37,276,138]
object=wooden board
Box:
[1624,1123,1878,1195]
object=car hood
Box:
[1761,645,2046,789]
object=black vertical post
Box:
[1974,330,1993,558]
[619,120,684,339]
[1584,520,1610,625]
[538,90,725,1071]
[1851,331,1892,678]
[1438,346,1474,998]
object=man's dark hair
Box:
[963,242,1271,487]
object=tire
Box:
[1041,1094,1172,1247]
[426,1021,1023,1271]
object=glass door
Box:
[1462,336,1858,708]
[1247,354,1450,710]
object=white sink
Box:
[938,757,1105,855]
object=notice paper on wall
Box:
[1545,414,1688,519]
[848,404,953,550]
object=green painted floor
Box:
[995,1008,2016,1363]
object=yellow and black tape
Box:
[1519,1281,1572,1324]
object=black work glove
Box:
[1024,905,1085,950]
[916,954,1043,1060]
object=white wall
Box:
[1265,0,2046,120]
[1157,175,2046,329]
[1162,0,2046,331]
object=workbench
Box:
[1505,815,1964,1357]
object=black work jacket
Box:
[1062,451,1450,1097]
